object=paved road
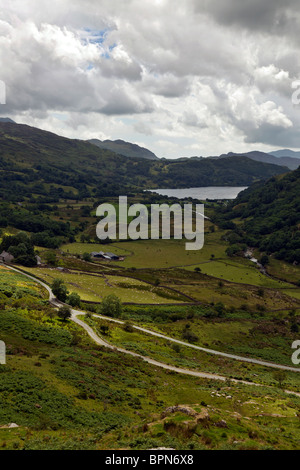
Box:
[4,265,300,383]
[91,313,300,373]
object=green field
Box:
[61,238,299,295]
[265,258,300,284]
[62,243,129,257]
[21,267,183,304]
[62,231,228,269]
[170,282,297,310]
[281,289,300,301]
[186,260,294,288]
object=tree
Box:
[273,370,287,389]
[1,232,37,267]
[291,323,299,333]
[45,251,57,266]
[182,329,199,343]
[123,321,134,332]
[257,288,265,297]
[58,305,71,321]
[99,294,122,318]
[82,252,92,262]
[67,292,81,307]
[51,278,69,302]
[214,302,225,317]
[194,267,201,273]
[260,255,269,266]
[100,325,110,335]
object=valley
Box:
[0,122,299,451]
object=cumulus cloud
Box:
[0,0,300,157]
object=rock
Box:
[164,405,197,417]
[148,448,175,450]
[214,419,228,428]
[0,423,19,429]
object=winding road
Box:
[4,265,300,390]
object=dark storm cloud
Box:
[196,0,300,33]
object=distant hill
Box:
[0,122,291,203]
[0,117,15,123]
[88,138,158,160]
[269,149,300,159]
[150,155,288,188]
[213,167,300,264]
[218,151,300,171]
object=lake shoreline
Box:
[146,186,248,200]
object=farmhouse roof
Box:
[0,251,14,263]
[104,252,119,258]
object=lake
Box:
[147,186,248,200]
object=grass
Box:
[62,243,129,257]
[79,314,300,391]
[0,265,45,298]
[84,308,300,370]
[20,267,183,304]
[2,330,300,450]
[1,262,300,450]
[266,258,300,284]
[62,231,228,269]
[186,259,292,288]
[281,289,300,301]
[164,280,297,310]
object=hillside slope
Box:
[219,151,300,170]
[213,167,300,263]
[0,122,290,202]
[88,138,158,160]
[269,149,300,159]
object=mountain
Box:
[213,167,300,264]
[88,138,158,160]
[269,149,300,159]
[0,121,290,203]
[0,117,15,123]
[150,154,288,188]
[218,151,300,170]
[0,121,137,200]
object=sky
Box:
[1,0,300,158]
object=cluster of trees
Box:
[0,232,37,266]
[0,204,75,248]
[51,280,122,324]
[51,278,81,307]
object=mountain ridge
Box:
[0,121,291,203]
[88,138,158,160]
[216,150,300,171]
[269,149,300,159]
